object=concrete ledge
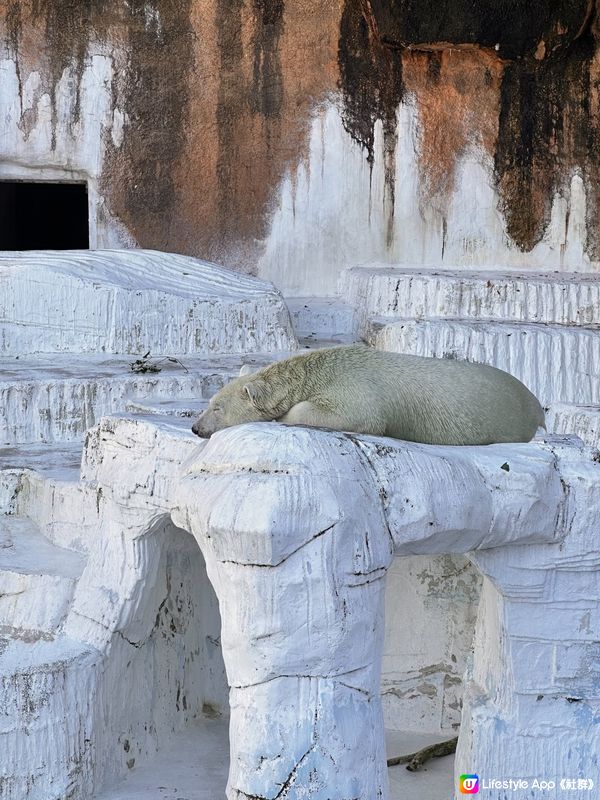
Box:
[343,266,600,330]
[0,250,298,356]
[2,418,599,799]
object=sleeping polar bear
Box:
[191,345,544,445]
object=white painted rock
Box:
[0,250,297,356]
[457,437,600,798]
[170,423,590,799]
[546,402,600,448]
[2,417,599,800]
[343,266,600,331]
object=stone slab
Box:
[0,352,284,445]
[0,249,298,356]
[0,516,86,633]
[343,266,600,330]
[545,403,600,448]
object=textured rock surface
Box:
[1,413,598,798]
[0,417,229,800]
[0,515,85,633]
[0,250,296,355]
[0,352,286,445]
[344,266,600,330]
[94,724,455,800]
[173,425,596,799]
[457,437,600,795]
[546,403,600,449]
[343,265,600,738]
[0,244,598,800]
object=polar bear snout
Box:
[191,415,212,438]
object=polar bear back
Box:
[282,346,544,446]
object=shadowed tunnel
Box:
[0,181,89,249]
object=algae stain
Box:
[337,0,598,255]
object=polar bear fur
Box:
[191,345,544,445]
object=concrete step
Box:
[0,516,86,634]
[125,398,204,418]
[545,404,600,449]
[343,266,600,331]
[367,316,600,406]
[0,352,289,446]
[0,441,83,476]
[0,633,100,800]
[0,439,103,552]
[0,249,297,356]
[285,296,360,345]
[92,720,454,800]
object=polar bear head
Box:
[191,371,289,437]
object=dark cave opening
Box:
[0,181,89,250]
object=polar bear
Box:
[191,345,544,445]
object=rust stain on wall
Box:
[338,0,402,165]
[495,28,600,253]
[402,48,503,215]
[2,1,343,266]
[3,1,196,253]
[2,2,117,144]
[338,0,402,245]
[29,0,106,138]
[174,0,342,269]
[369,0,589,60]
[4,1,23,103]
[106,0,194,251]
[338,0,599,254]
[251,0,284,118]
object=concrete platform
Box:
[93,719,455,800]
[0,249,297,356]
[286,296,360,345]
[0,441,83,477]
[545,403,600,448]
[0,352,288,445]
[0,515,86,633]
[343,265,600,330]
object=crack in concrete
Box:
[218,523,336,569]
[232,666,372,691]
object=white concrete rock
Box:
[0,515,85,633]
[285,297,360,344]
[457,438,600,798]
[340,265,600,736]
[545,403,600,449]
[0,417,229,800]
[2,416,599,799]
[0,353,257,445]
[343,266,600,332]
[168,423,591,799]
[0,244,596,800]
[0,249,297,356]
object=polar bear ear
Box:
[244,380,270,413]
[239,363,258,377]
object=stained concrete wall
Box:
[2,1,600,293]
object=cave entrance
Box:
[0,181,89,250]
